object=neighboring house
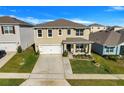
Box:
[107,26,123,31]
[89,23,107,33]
[117,29,124,34]
[34,19,93,55]
[0,16,34,52]
[89,31,124,56]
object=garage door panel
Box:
[39,45,62,54]
[0,43,17,52]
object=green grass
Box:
[0,79,25,86]
[67,79,124,86]
[0,46,39,73]
[70,59,108,74]
[93,53,124,74]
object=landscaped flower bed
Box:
[73,54,93,61]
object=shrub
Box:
[17,46,22,53]
[63,50,68,57]
[106,55,119,61]
[36,50,40,55]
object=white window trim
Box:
[105,47,115,53]
[76,29,84,36]
[37,30,43,38]
[2,25,15,35]
[58,29,62,36]
[47,29,53,38]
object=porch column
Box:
[85,44,88,54]
[73,44,76,54]
[64,43,67,51]
[88,44,91,55]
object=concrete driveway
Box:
[0,52,16,68]
[21,54,70,86]
[32,54,64,74]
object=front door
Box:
[67,44,71,52]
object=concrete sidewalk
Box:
[63,57,73,75]
[0,52,16,68]
[0,73,30,79]
[66,74,124,80]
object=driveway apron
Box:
[21,54,70,86]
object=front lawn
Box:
[0,46,39,73]
[70,59,108,74]
[0,79,25,86]
[67,79,124,86]
[93,53,124,74]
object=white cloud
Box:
[69,18,95,24]
[106,6,124,11]
[17,16,53,24]
[10,9,17,12]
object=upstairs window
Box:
[48,30,52,37]
[58,29,62,35]
[67,29,71,35]
[76,29,84,36]
[37,30,42,37]
[98,27,100,29]
[2,26,15,34]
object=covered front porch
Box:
[62,38,93,55]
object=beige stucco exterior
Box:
[90,26,107,33]
[114,27,123,31]
[34,28,90,45]
[34,27,92,55]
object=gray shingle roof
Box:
[0,16,33,27]
[89,31,124,46]
[36,19,87,28]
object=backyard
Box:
[0,46,39,73]
[67,79,124,86]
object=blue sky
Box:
[0,6,124,26]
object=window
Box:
[98,27,100,29]
[105,46,114,53]
[48,30,52,37]
[2,26,15,34]
[76,29,84,36]
[37,30,42,37]
[92,27,94,29]
[76,44,83,49]
[67,29,71,35]
[110,47,114,52]
[58,29,62,35]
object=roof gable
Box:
[0,16,33,27]
[36,19,86,28]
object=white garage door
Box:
[39,45,62,54]
[0,43,17,52]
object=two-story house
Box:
[34,19,93,55]
[89,23,107,33]
[0,16,34,52]
[107,26,124,31]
